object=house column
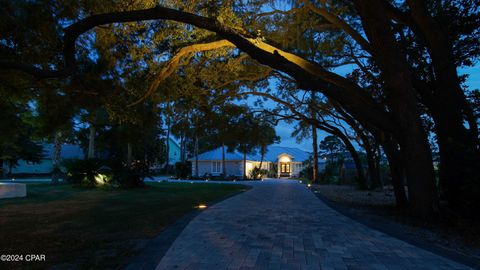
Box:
[277,161,280,178]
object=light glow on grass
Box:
[307,184,311,187]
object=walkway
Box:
[156,180,470,270]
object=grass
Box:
[0,182,246,269]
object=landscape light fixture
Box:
[197,204,207,209]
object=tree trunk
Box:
[8,161,13,175]
[406,0,479,139]
[0,159,4,179]
[364,143,376,189]
[311,125,319,183]
[194,135,199,178]
[339,133,367,189]
[51,132,62,184]
[87,124,96,159]
[382,138,408,208]
[406,0,480,213]
[165,116,170,174]
[243,144,247,180]
[354,0,438,217]
[375,146,382,187]
[257,145,265,180]
[180,134,184,163]
[127,142,132,169]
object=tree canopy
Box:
[1,0,479,219]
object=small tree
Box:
[319,135,346,183]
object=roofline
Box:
[168,137,180,147]
[188,159,262,162]
[187,159,305,163]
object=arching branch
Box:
[129,39,235,106]
[0,4,393,132]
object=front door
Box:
[280,162,290,177]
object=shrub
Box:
[62,159,107,186]
[226,175,239,181]
[110,168,145,188]
[250,167,268,180]
[175,161,191,179]
[108,160,150,188]
[62,158,149,188]
[267,164,277,178]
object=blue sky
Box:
[266,64,480,152]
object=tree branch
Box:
[298,0,372,52]
[129,39,235,106]
[0,4,394,132]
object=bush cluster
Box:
[62,159,149,188]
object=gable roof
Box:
[259,146,310,162]
[42,144,84,159]
[194,146,310,162]
[195,147,245,161]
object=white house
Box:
[190,146,310,178]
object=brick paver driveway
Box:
[156,180,470,270]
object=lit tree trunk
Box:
[311,125,319,183]
[87,124,95,159]
[51,131,62,184]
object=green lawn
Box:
[0,182,246,269]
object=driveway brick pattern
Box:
[156,180,470,270]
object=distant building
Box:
[190,146,310,178]
[3,143,84,175]
[168,137,181,164]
